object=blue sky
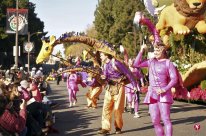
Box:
[29,0,98,54]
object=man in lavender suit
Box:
[98,52,139,135]
[133,43,178,136]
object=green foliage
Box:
[94,0,115,40]
[170,31,206,73]
[200,80,206,90]
[141,67,148,75]
[64,43,90,58]
[85,25,98,39]
[94,0,146,57]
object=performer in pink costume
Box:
[67,71,86,107]
[133,43,178,136]
[125,58,143,118]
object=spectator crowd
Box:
[0,65,58,136]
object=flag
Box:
[6,8,28,35]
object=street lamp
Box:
[15,0,19,67]
[27,31,43,73]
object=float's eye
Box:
[45,47,49,51]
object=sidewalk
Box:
[48,81,206,136]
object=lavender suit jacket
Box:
[103,59,137,88]
[133,51,178,104]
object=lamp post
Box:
[27,31,43,73]
[15,0,19,67]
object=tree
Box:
[94,0,145,57]
[94,0,115,40]
[62,30,93,60]
[64,43,90,58]
[85,24,98,39]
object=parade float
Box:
[36,34,124,65]
[36,0,206,103]
[137,0,206,103]
[35,33,129,84]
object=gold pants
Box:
[101,83,125,131]
[86,86,103,108]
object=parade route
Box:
[48,81,206,136]
[1,1,206,136]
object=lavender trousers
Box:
[68,88,77,103]
[126,93,139,112]
[149,102,172,136]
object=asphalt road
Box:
[47,80,206,136]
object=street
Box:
[48,81,206,136]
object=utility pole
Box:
[15,0,19,67]
[27,32,31,73]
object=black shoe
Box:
[98,129,110,135]
[115,128,121,134]
[124,107,128,112]
[130,108,134,114]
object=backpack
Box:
[166,60,189,99]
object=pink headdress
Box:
[133,11,161,45]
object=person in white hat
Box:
[31,67,36,78]
[36,67,43,78]
[19,80,31,101]
[20,80,29,89]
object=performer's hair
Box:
[105,53,113,59]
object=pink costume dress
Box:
[67,73,79,105]
[133,50,178,136]
[125,67,142,114]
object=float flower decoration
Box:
[189,87,202,101]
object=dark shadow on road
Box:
[50,108,101,136]
[172,116,206,125]
[123,115,206,134]
[171,104,206,114]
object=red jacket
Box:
[31,84,43,102]
[0,108,27,133]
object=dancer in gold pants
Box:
[98,52,139,135]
